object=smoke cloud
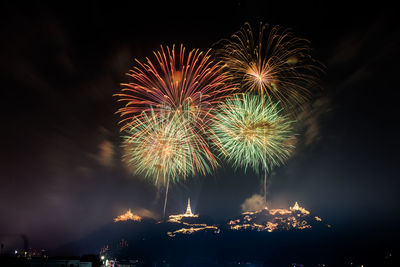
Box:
[97,140,115,168]
[135,208,158,219]
[240,194,265,212]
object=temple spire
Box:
[184,198,193,216]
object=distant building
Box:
[0,256,93,267]
[29,258,92,267]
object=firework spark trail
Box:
[215,22,323,113]
[212,94,295,203]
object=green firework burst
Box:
[212,93,295,174]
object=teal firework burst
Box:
[212,93,295,174]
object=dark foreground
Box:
[53,220,398,266]
[2,219,398,266]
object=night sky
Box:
[1,1,399,251]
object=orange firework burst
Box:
[115,44,235,131]
[216,22,323,111]
[123,108,217,182]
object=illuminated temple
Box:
[113,209,142,222]
[167,198,220,237]
[228,202,331,232]
[168,198,198,222]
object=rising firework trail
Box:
[122,108,217,217]
[212,94,295,203]
[216,22,323,112]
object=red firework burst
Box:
[115,44,235,131]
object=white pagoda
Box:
[184,198,194,216]
[168,198,198,222]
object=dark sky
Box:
[1,1,399,251]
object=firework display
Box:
[216,22,322,111]
[211,93,294,173]
[115,22,321,215]
[115,44,234,216]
